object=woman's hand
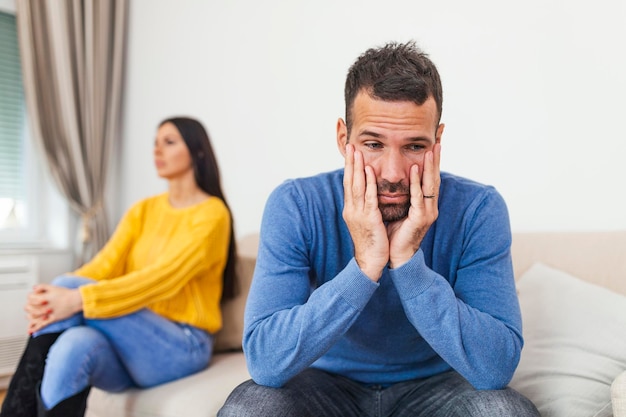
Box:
[25,284,83,334]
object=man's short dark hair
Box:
[344,40,443,135]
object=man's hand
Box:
[25,284,83,334]
[387,143,441,268]
[343,144,389,281]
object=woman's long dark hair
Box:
[159,117,237,301]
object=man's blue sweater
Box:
[243,169,523,390]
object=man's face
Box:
[337,91,444,221]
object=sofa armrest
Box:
[613,370,626,417]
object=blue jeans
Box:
[36,276,213,408]
[218,368,539,417]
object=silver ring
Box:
[423,195,436,199]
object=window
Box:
[0,10,28,232]
[0,2,68,248]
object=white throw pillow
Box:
[509,263,626,417]
[613,371,626,417]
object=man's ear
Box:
[435,123,445,144]
[336,118,348,157]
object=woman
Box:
[0,117,237,417]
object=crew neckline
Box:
[160,192,215,212]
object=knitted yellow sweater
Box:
[75,193,230,334]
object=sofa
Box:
[85,231,626,417]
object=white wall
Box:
[117,0,626,238]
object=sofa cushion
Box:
[213,234,258,352]
[86,352,249,417]
[510,263,626,417]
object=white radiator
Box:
[0,255,37,379]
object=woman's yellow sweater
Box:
[74,193,230,334]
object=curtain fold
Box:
[16,0,128,264]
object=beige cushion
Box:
[86,352,249,417]
[213,234,258,352]
[510,263,626,417]
[613,371,626,417]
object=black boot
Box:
[0,333,62,417]
[36,386,91,417]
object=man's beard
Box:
[378,179,410,222]
[379,202,410,222]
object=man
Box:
[219,41,539,416]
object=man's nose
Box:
[378,150,407,184]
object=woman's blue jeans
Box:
[36,275,213,409]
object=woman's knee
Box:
[41,327,125,408]
[51,275,95,289]
[45,327,109,377]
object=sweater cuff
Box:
[337,258,379,310]
[78,285,97,318]
[388,249,437,300]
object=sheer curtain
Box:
[16,0,128,263]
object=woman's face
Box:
[153,122,194,180]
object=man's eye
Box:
[407,144,425,152]
[364,142,383,150]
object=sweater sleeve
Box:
[389,189,522,390]
[243,184,379,388]
[72,203,140,280]
[78,201,230,319]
